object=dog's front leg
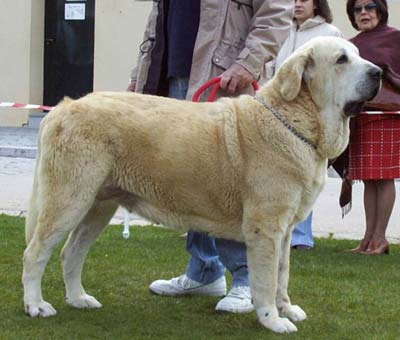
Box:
[276,227,307,322]
[243,219,297,334]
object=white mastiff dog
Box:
[22,37,381,333]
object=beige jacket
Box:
[130,0,293,100]
[274,16,343,73]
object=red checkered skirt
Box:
[348,114,400,180]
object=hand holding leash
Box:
[192,77,259,102]
[220,63,255,94]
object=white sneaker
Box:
[215,286,254,313]
[149,275,227,297]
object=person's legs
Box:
[215,238,248,287]
[366,179,395,253]
[170,77,225,283]
[363,180,378,243]
[214,238,253,313]
[349,180,377,253]
[150,77,226,296]
[185,232,225,284]
[373,179,395,241]
[291,212,314,249]
[151,77,252,311]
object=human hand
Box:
[220,63,254,95]
[127,81,136,92]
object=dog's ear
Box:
[274,48,313,101]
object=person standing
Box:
[345,0,400,255]
[128,0,293,313]
[271,0,343,250]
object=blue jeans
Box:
[291,212,314,248]
[168,77,249,287]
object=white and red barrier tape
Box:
[0,101,399,115]
[363,111,400,115]
[0,102,53,111]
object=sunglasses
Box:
[353,2,377,15]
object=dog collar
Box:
[253,96,317,150]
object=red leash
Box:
[192,77,259,102]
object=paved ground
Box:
[0,127,37,158]
[1,126,399,242]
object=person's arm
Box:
[127,1,158,92]
[220,0,293,93]
[127,68,137,92]
[127,41,147,92]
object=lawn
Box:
[0,214,399,340]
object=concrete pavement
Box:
[1,126,399,243]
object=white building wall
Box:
[0,0,44,126]
[94,0,152,92]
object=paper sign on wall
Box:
[65,3,85,20]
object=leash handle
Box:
[192,77,259,102]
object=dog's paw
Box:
[279,304,307,322]
[67,294,102,309]
[25,300,57,318]
[259,315,297,333]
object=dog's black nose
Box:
[369,66,383,80]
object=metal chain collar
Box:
[253,96,317,150]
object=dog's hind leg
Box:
[23,203,95,317]
[23,171,109,317]
[23,230,64,317]
[61,200,118,309]
[276,226,307,322]
[243,213,298,334]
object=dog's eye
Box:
[336,54,348,64]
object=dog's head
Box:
[273,36,382,117]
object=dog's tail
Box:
[25,138,41,245]
[25,97,75,244]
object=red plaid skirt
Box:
[348,114,400,180]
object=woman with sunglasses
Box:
[345,0,400,255]
[271,0,343,250]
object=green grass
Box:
[1,214,399,340]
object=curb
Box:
[0,146,37,159]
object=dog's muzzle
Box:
[344,65,383,117]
